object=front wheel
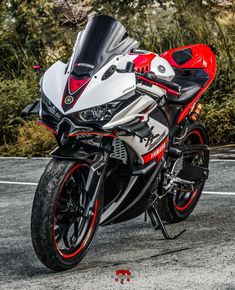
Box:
[31,159,103,271]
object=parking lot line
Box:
[0,157,234,161]
[0,180,234,196]
[0,180,38,186]
[203,191,235,196]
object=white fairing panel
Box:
[42,52,174,116]
[42,61,69,114]
[150,55,175,81]
[42,56,136,115]
[73,57,136,113]
[119,117,168,164]
[103,94,169,164]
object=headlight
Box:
[72,102,121,122]
[41,93,62,119]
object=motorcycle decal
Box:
[157,65,166,73]
[74,63,95,69]
[144,130,166,150]
[68,131,116,138]
[119,117,169,163]
[37,121,58,135]
[142,136,168,164]
[61,77,90,112]
[64,95,74,105]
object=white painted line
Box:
[211,144,235,149]
[0,181,38,186]
[0,157,51,160]
[0,156,234,162]
[0,180,235,196]
[203,191,235,196]
[210,159,235,162]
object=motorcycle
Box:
[21,15,216,271]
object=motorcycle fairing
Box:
[117,117,169,164]
[42,53,175,115]
[62,76,91,112]
[133,52,175,81]
[161,44,216,124]
[42,56,137,114]
[103,94,169,164]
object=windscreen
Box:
[71,15,139,76]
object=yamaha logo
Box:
[157,65,166,73]
[64,95,74,105]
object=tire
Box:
[31,158,103,271]
[158,122,209,223]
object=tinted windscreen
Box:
[71,15,139,76]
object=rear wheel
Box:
[31,159,103,271]
[158,123,209,223]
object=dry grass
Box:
[0,121,57,156]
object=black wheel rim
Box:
[53,164,98,258]
[173,130,207,211]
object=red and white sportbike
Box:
[22,15,216,271]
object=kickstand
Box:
[147,206,186,240]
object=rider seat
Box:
[166,77,202,105]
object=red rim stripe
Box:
[53,163,99,259]
[174,130,203,211]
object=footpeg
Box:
[168,147,182,158]
[147,206,185,240]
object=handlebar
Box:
[143,71,181,93]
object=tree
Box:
[0,0,59,76]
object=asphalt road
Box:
[0,158,234,290]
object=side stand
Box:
[147,206,186,240]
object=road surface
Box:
[0,158,234,289]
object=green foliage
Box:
[0,120,56,156]
[0,0,234,156]
[202,95,235,144]
[0,74,39,145]
[0,0,72,77]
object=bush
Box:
[202,95,235,144]
[0,0,234,156]
[0,74,39,145]
[0,120,56,156]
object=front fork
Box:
[50,137,113,218]
[82,137,113,217]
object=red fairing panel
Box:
[69,76,88,94]
[132,53,156,73]
[161,44,216,124]
[160,44,216,77]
